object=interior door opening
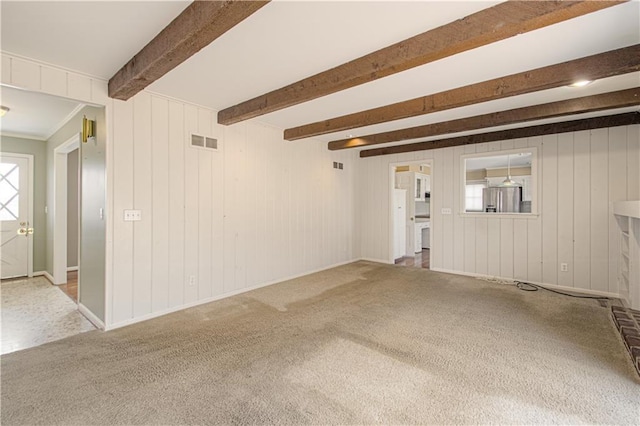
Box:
[0,85,105,354]
[391,161,432,269]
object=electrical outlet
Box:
[188,275,196,286]
[560,263,568,272]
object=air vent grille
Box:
[190,133,219,151]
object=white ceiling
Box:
[1,1,190,79]
[1,1,639,147]
[0,86,82,140]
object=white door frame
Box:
[52,133,80,285]
[0,152,35,277]
[388,159,433,263]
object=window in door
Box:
[0,163,20,221]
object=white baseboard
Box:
[78,303,105,330]
[359,257,393,265]
[106,258,359,331]
[40,271,55,284]
[429,267,621,300]
[67,266,78,272]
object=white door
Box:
[393,189,406,259]
[0,155,31,279]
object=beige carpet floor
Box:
[1,261,639,425]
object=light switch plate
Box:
[441,208,452,215]
[124,209,142,221]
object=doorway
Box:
[0,84,105,353]
[53,133,80,288]
[391,161,432,269]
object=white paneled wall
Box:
[358,125,640,299]
[3,52,356,328]
[109,92,356,326]
[1,52,108,105]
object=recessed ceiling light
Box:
[346,134,354,138]
[568,80,592,88]
[0,106,9,117]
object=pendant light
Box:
[501,154,521,187]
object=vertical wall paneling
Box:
[3,54,358,327]
[211,119,225,297]
[526,136,543,283]
[1,55,11,85]
[541,135,558,285]
[628,125,640,200]
[442,148,454,270]
[11,57,40,91]
[556,133,575,288]
[183,104,200,302]
[111,100,134,323]
[475,218,488,275]
[40,66,67,98]
[431,150,443,269]
[608,126,627,296]
[590,129,609,292]
[359,125,637,298]
[513,219,528,280]
[221,123,238,291]
[197,108,214,300]
[452,146,465,272]
[463,218,476,273]
[132,93,153,317]
[487,218,501,277]
[91,80,110,106]
[573,131,591,290]
[67,73,92,103]
[151,97,170,312]
[500,219,514,279]
[167,101,186,308]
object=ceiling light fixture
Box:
[0,106,9,117]
[500,154,521,187]
[569,80,593,88]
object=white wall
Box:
[109,91,356,327]
[357,126,640,300]
[2,52,356,328]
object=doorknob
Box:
[17,221,34,237]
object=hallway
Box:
[1,274,95,354]
[395,248,430,269]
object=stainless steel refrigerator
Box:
[483,186,522,213]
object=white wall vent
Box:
[190,133,218,151]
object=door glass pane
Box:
[0,163,20,221]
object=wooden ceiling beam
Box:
[359,112,640,158]
[285,44,640,141]
[109,0,270,101]
[217,0,625,125]
[329,88,640,150]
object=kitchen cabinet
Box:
[414,173,430,201]
[414,220,430,252]
[421,225,430,249]
[398,171,430,201]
